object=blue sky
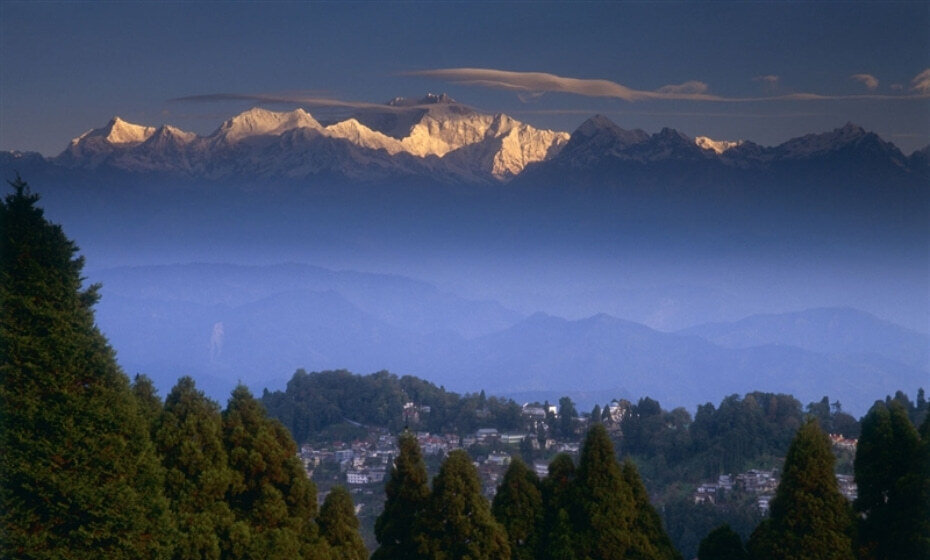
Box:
[2,1,928,155]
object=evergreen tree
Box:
[540,453,578,560]
[222,384,328,559]
[574,423,638,559]
[132,373,165,437]
[854,400,924,560]
[157,376,235,560]
[697,524,747,560]
[546,508,577,560]
[914,414,930,559]
[415,449,510,560]
[622,460,682,560]
[492,456,543,560]
[558,396,577,438]
[373,431,430,560]
[319,486,368,560]
[0,178,173,559]
[591,404,602,424]
[747,419,853,560]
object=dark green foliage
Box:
[262,369,522,442]
[157,376,235,560]
[132,373,165,437]
[575,423,638,559]
[546,508,577,560]
[661,494,760,560]
[373,432,430,560]
[540,453,578,560]
[885,388,929,428]
[697,524,747,560]
[415,449,510,560]
[223,384,328,559]
[915,414,930,559]
[319,486,368,560]
[748,419,854,560]
[622,460,682,560]
[492,457,542,560]
[558,396,577,438]
[0,178,173,559]
[854,400,925,560]
[685,393,805,478]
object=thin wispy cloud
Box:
[405,68,729,101]
[850,74,879,90]
[911,68,930,94]
[408,67,930,102]
[170,93,393,111]
[656,81,710,95]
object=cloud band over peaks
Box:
[406,68,724,101]
[409,67,930,103]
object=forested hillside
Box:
[2,180,927,559]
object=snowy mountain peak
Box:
[70,116,156,147]
[143,125,197,148]
[214,107,322,142]
[695,136,743,154]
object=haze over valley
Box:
[3,97,926,415]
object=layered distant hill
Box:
[90,263,927,415]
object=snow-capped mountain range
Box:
[50,94,569,183]
[3,93,928,186]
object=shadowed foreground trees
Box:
[747,419,854,560]
[372,431,431,560]
[155,376,234,560]
[319,486,368,560]
[223,384,330,559]
[0,178,173,559]
[492,457,542,560]
[0,179,355,559]
[697,524,747,560]
[854,400,928,560]
[415,449,510,560]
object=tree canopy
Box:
[415,449,510,560]
[0,177,172,558]
[747,419,854,560]
[373,432,431,560]
[319,486,367,560]
[492,456,543,560]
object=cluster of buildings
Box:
[296,426,546,494]
[691,433,860,515]
[295,400,597,500]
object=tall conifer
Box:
[319,485,368,560]
[622,459,682,560]
[222,384,328,559]
[415,449,510,560]
[540,453,578,560]
[748,419,854,560]
[574,423,637,559]
[373,431,430,560]
[0,178,172,558]
[854,401,924,559]
[492,456,543,560]
[157,376,235,560]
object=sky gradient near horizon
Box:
[2,1,928,155]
